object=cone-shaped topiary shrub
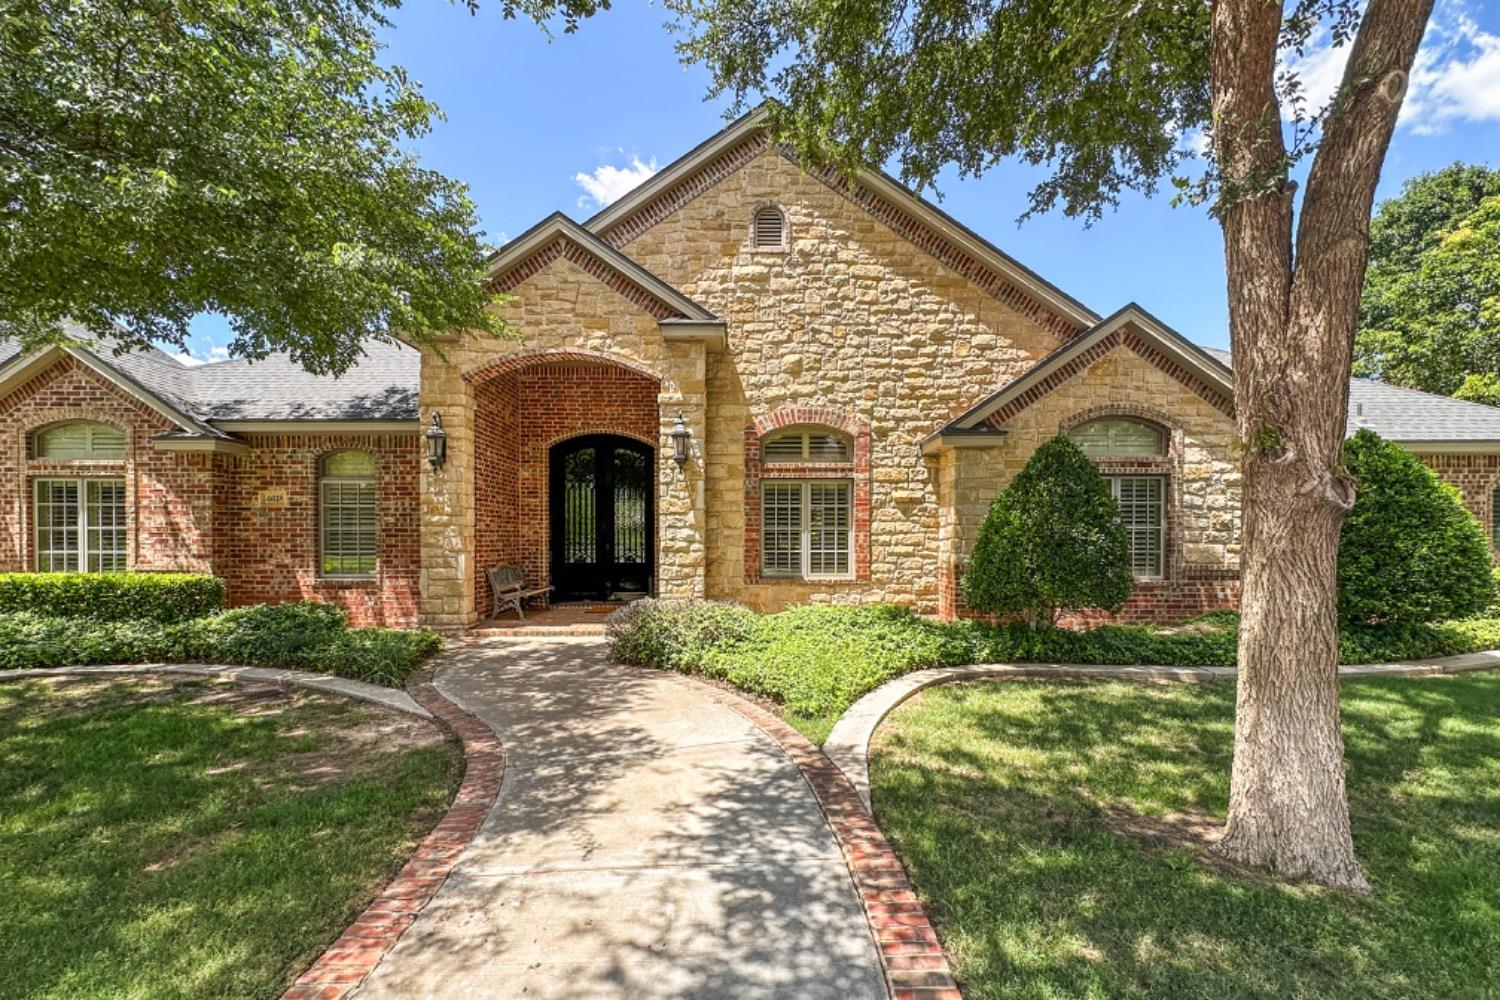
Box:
[962,435,1134,628]
[1339,428,1496,622]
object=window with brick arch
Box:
[758,425,854,579]
[320,451,377,577]
[1068,417,1167,578]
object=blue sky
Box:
[182,0,1500,360]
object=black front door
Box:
[549,435,654,601]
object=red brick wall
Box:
[1418,453,1500,541]
[471,362,658,614]
[217,433,422,627]
[0,357,216,573]
[0,357,421,627]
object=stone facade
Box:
[939,344,1243,622]
[611,148,1069,614]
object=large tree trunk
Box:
[1209,0,1434,889]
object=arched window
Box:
[758,425,853,579]
[1068,417,1166,578]
[320,451,377,577]
[34,421,126,460]
[752,206,787,249]
[762,427,852,464]
[1067,417,1165,458]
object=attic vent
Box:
[753,207,786,249]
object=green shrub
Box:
[963,436,1134,626]
[0,601,441,686]
[0,572,225,623]
[1339,429,1496,622]
[605,598,758,670]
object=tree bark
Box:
[1209,0,1434,890]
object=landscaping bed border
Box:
[0,663,504,1000]
[825,649,1500,811]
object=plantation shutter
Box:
[807,482,851,575]
[1110,476,1164,577]
[761,482,802,575]
[320,452,378,576]
[35,422,126,460]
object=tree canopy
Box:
[1354,165,1500,395]
[0,0,603,374]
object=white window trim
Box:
[761,428,854,464]
[319,464,378,580]
[761,479,854,580]
[1106,474,1166,580]
[33,477,127,573]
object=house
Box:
[5,108,1500,631]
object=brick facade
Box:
[0,357,421,627]
[471,361,658,615]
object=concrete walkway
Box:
[354,637,887,1000]
[824,650,1500,811]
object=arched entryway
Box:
[549,435,655,601]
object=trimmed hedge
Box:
[608,600,1500,723]
[0,572,226,624]
[0,601,442,687]
[1339,429,1495,622]
[963,436,1134,626]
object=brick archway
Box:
[472,354,661,616]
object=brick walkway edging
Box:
[825,649,1500,812]
[671,675,961,1000]
[282,679,504,1000]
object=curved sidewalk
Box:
[825,650,1500,811]
[353,637,887,1000]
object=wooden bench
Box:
[485,565,554,621]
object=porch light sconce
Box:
[425,412,447,473]
[670,411,691,468]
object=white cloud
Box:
[170,344,230,366]
[1281,0,1500,133]
[573,153,659,209]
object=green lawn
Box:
[870,671,1500,1000]
[0,675,461,1000]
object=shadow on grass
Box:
[870,671,1500,1000]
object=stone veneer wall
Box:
[610,148,1071,614]
[419,255,708,631]
[941,344,1244,624]
[471,362,658,615]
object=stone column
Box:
[656,342,708,600]
[418,343,478,632]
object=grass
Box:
[0,675,461,1000]
[869,671,1500,1000]
[609,600,1500,743]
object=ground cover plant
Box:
[0,675,461,1000]
[868,671,1500,999]
[0,597,441,687]
[608,599,1500,742]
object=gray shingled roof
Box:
[189,338,418,421]
[1201,346,1500,443]
[0,332,419,429]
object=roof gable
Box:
[487,213,720,323]
[583,106,1099,338]
[941,304,1234,435]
